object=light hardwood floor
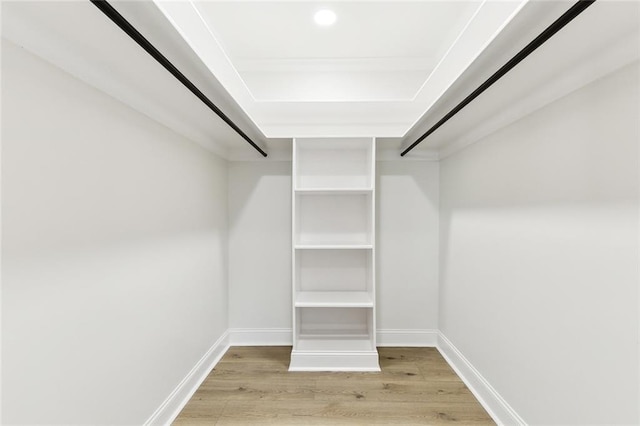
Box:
[173,347,495,425]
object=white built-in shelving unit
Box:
[290,137,380,371]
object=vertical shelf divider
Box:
[290,137,380,372]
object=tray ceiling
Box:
[195,1,477,102]
[155,0,527,138]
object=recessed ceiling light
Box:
[314,9,336,26]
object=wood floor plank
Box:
[172,400,227,425]
[173,347,495,425]
[311,379,477,403]
[217,400,493,424]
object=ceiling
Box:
[1,1,639,159]
[195,1,478,102]
[155,0,527,138]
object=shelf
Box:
[294,188,373,195]
[295,291,373,308]
[295,244,373,250]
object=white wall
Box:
[228,161,292,336]
[1,40,229,425]
[377,161,439,339]
[228,159,440,342]
[439,62,639,425]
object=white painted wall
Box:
[1,40,229,425]
[228,159,440,342]
[377,161,439,340]
[228,161,292,336]
[439,62,639,425]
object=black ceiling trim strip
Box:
[90,0,268,157]
[401,0,596,157]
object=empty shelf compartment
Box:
[295,138,374,190]
[295,192,372,246]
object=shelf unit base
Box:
[289,350,381,372]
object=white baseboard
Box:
[437,333,526,426]
[377,329,438,347]
[228,328,292,346]
[144,331,230,426]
